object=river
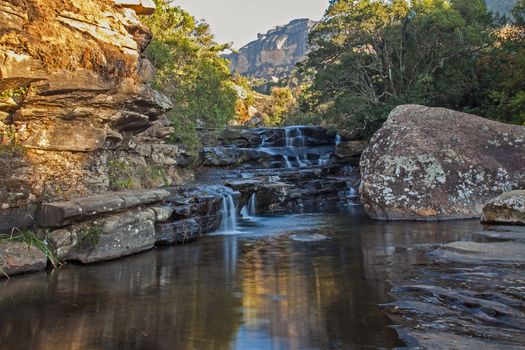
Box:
[2,207,513,349]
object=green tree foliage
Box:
[141,0,237,154]
[476,8,525,125]
[300,0,525,135]
[513,0,525,24]
[264,87,298,126]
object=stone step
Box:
[39,189,171,228]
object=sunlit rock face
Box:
[0,0,193,229]
[360,105,525,220]
[225,18,316,80]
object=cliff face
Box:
[0,0,192,231]
[225,18,316,80]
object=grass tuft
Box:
[76,224,103,250]
[0,228,61,272]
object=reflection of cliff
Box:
[225,19,316,79]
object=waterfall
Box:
[335,133,342,146]
[285,126,305,147]
[283,155,292,168]
[285,127,307,168]
[219,194,237,232]
[338,186,360,206]
[241,193,257,219]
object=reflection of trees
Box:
[237,229,402,349]
[0,238,242,350]
[0,212,474,349]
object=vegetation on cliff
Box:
[142,0,238,153]
[288,0,525,135]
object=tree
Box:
[141,0,237,153]
[300,0,496,135]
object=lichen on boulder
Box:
[360,105,525,220]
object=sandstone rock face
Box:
[225,19,316,79]
[482,190,525,225]
[360,105,525,220]
[0,0,193,218]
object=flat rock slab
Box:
[0,206,36,233]
[49,207,157,264]
[39,189,170,228]
[482,190,525,225]
[439,241,525,263]
[290,233,328,242]
[0,242,47,276]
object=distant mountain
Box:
[227,1,520,80]
[225,18,317,80]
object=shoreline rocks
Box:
[360,105,525,221]
[481,190,525,225]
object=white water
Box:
[335,134,342,146]
[219,194,237,233]
[339,182,361,206]
[241,193,257,219]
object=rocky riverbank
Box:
[1,124,366,276]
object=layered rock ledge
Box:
[0,0,193,233]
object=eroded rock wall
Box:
[0,0,193,231]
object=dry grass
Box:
[0,0,136,79]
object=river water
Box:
[0,208,523,349]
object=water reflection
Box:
[0,211,484,349]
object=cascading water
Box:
[257,126,337,169]
[339,165,361,206]
[219,194,237,232]
[285,126,308,167]
[241,193,257,219]
[335,133,342,146]
[285,126,306,148]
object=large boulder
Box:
[360,105,525,220]
[481,190,525,225]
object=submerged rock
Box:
[439,241,525,263]
[482,190,525,225]
[360,105,525,220]
[290,233,328,242]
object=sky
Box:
[175,0,329,49]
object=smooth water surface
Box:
[0,209,485,350]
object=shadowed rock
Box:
[482,190,525,225]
